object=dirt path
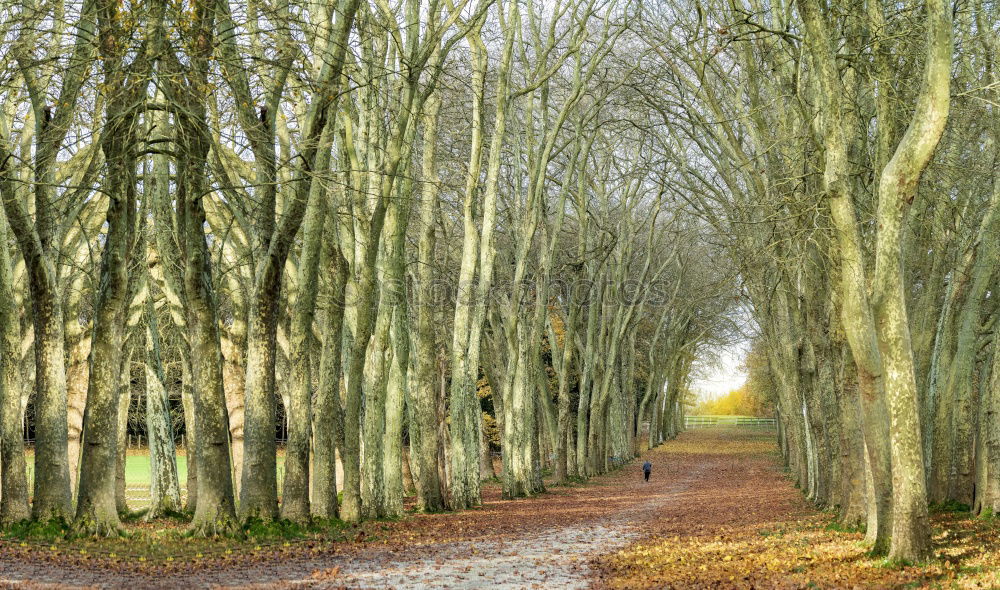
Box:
[275,463,707,590]
[0,427,802,589]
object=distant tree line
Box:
[693,386,773,418]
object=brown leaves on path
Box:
[591,428,1000,590]
[0,428,757,587]
[11,427,1000,588]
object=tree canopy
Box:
[0,0,997,566]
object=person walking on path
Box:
[642,460,652,482]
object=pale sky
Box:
[689,345,747,400]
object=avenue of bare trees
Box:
[0,0,735,538]
[650,0,999,565]
[1,0,998,568]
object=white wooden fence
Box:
[684,415,776,428]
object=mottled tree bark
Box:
[74,8,145,532]
[412,90,447,512]
[0,197,30,525]
[870,0,951,561]
[64,278,90,501]
[144,290,182,519]
[283,125,333,523]
[311,243,348,520]
[161,6,240,531]
[220,286,246,501]
[5,0,100,525]
[796,0,893,553]
[114,351,132,517]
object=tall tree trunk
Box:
[183,192,239,534]
[381,166,415,517]
[74,26,143,531]
[240,278,282,521]
[74,191,135,535]
[115,351,132,517]
[311,243,348,519]
[158,0,239,535]
[939,185,999,506]
[926,269,961,502]
[382,299,409,516]
[502,324,541,498]
[147,112,196,514]
[447,32,486,509]
[0,204,30,525]
[835,348,868,528]
[458,4,517,503]
[144,158,182,520]
[6,227,73,522]
[144,288,182,519]
[360,272,391,518]
[413,91,447,512]
[340,263,378,523]
[361,165,413,519]
[796,0,893,553]
[576,282,602,474]
[4,0,97,523]
[871,0,951,562]
[978,325,1000,516]
[220,284,246,501]
[64,278,90,501]
[180,355,198,513]
[283,125,334,522]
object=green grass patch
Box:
[556,475,589,486]
[4,513,355,564]
[5,517,70,541]
[824,519,865,534]
[26,451,287,508]
[930,500,971,514]
[242,517,347,540]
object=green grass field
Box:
[25,451,286,508]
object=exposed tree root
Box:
[187,515,242,538]
[143,503,185,522]
[71,515,125,538]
